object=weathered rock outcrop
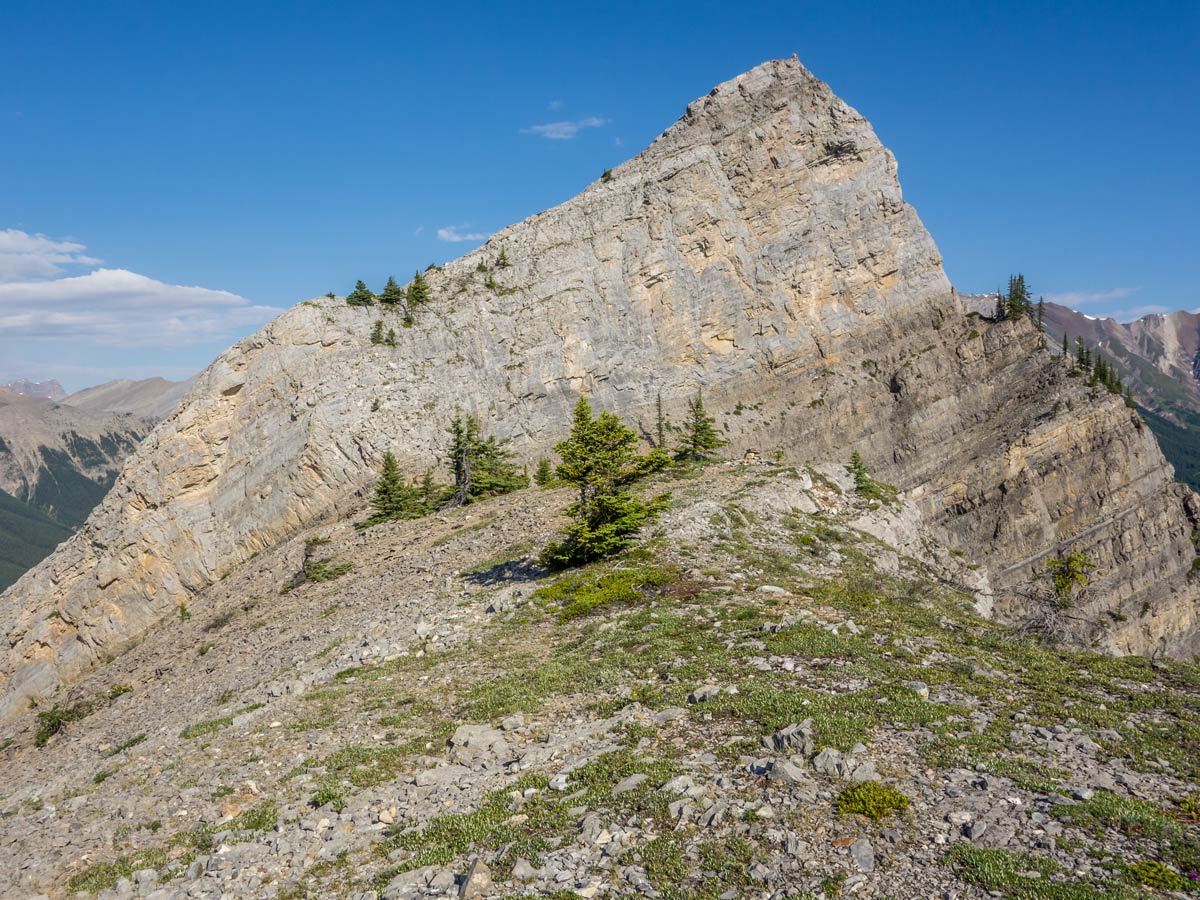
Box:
[1,57,1197,721]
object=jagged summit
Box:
[1,58,1197,725]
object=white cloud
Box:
[548,99,564,110]
[1043,287,1136,307]
[521,116,609,140]
[436,225,489,243]
[0,267,280,346]
[0,229,101,281]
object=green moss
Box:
[67,848,170,894]
[67,803,277,894]
[533,562,676,622]
[309,781,346,811]
[945,845,1135,899]
[836,782,910,821]
[1126,860,1188,890]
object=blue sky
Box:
[2,0,1197,390]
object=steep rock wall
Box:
[2,57,1196,722]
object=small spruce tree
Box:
[655,391,668,449]
[675,388,726,463]
[418,469,442,511]
[370,320,385,344]
[1047,551,1095,607]
[540,397,669,569]
[1008,274,1032,319]
[445,410,528,506]
[847,451,895,503]
[346,280,376,306]
[407,270,431,306]
[386,328,397,346]
[534,456,554,487]
[496,247,511,268]
[380,276,406,305]
[365,452,422,525]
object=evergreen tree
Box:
[370,320,385,344]
[540,397,669,569]
[365,452,422,525]
[1005,273,1032,320]
[1062,333,1069,355]
[346,279,376,306]
[847,450,894,503]
[848,451,871,494]
[1047,551,1094,608]
[380,276,405,305]
[1036,297,1046,333]
[675,388,726,462]
[445,410,527,506]
[418,469,442,511]
[496,247,511,269]
[534,457,554,487]
[386,328,397,347]
[655,391,668,449]
[407,271,431,307]
[1124,386,1136,409]
[994,292,1007,321]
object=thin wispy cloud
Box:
[548,99,564,111]
[1043,287,1137,307]
[436,225,489,243]
[0,267,279,346]
[0,229,101,281]
[521,116,608,140]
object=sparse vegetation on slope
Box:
[4,464,1198,899]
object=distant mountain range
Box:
[0,379,66,401]
[1039,302,1200,489]
[0,376,193,590]
[961,293,1200,490]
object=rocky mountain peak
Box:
[0,58,1197,727]
[1,378,66,401]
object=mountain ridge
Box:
[1,56,1197,725]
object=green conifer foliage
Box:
[346,280,376,306]
[1047,551,1094,607]
[365,452,423,525]
[655,391,668,450]
[1005,273,1032,320]
[380,276,406,305]
[540,398,669,569]
[534,457,554,487]
[407,271,431,307]
[370,320,385,344]
[445,410,527,506]
[675,388,726,462]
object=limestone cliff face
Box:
[1,57,1196,721]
